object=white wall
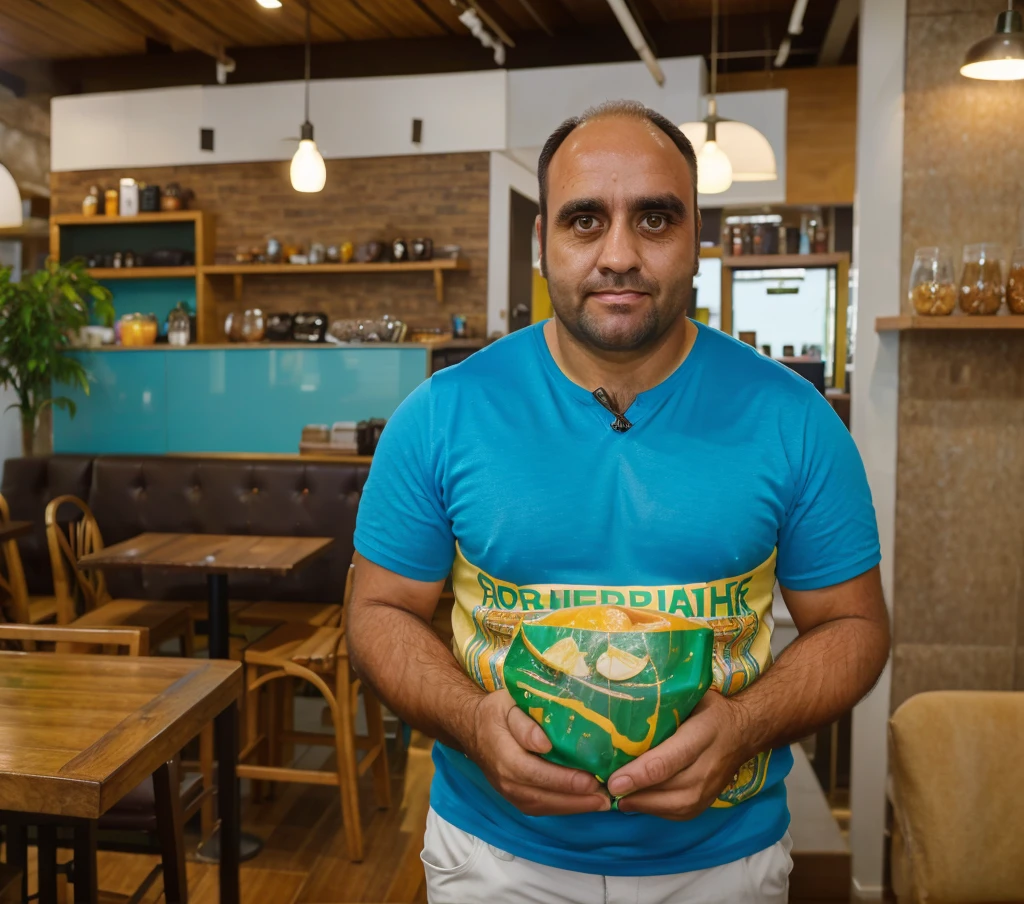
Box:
[506,56,706,150]
[0,386,20,464]
[52,71,509,171]
[849,0,905,896]
[488,152,539,336]
[0,242,21,465]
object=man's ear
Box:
[535,214,547,279]
[693,209,703,276]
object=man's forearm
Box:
[731,614,890,761]
[348,599,484,752]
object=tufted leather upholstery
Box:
[1,456,370,604]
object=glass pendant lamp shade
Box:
[695,136,733,194]
[961,9,1024,80]
[290,123,326,193]
[680,118,777,182]
[0,163,22,229]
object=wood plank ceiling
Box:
[0,0,834,63]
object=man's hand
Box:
[606,690,751,819]
[464,689,611,817]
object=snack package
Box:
[504,607,714,782]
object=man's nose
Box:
[595,217,643,274]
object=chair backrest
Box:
[889,690,1024,902]
[44,494,109,623]
[0,623,148,656]
[0,494,31,624]
[341,562,354,633]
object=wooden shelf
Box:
[202,258,469,304]
[876,314,1024,332]
[52,211,205,226]
[202,259,467,275]
[723,253,848,269]
[88,266,196,279]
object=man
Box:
[349,100,889,903]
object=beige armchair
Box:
[889,690,1024,903]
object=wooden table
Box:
[0,521,31,542]
[0,652,241,903]
[77,533,333,863]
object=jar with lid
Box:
[959,243,1004,315]
[1006,248,1024,314]
[120,314,146,347]
[909,247,957,315]
[167,302,192,346]
[104,189,119,217]
[82,185,99,217]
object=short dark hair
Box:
[536,100,699,253]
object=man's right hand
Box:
[463,689,611,817]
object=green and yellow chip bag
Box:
[504,607,714,782]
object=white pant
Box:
[422,808,793,904]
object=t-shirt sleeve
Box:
[775,393,881,591]
[354,381,455,582]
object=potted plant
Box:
[0,258,114,456]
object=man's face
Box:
[539,116,700,352]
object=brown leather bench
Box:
[1,455,371,606]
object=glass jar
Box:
[240,308,265,343]
[119,314,146,347]
[959,243,1004,315]
[909,247,957,315]
[1007,248,1024,315]
[139,314,158,345]
[167,303,191,346]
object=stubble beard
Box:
[550,281,692,353]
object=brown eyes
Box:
[571,214,669,233]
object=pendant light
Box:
[290,0,326,192]
[679,0,778,193]
[0,163,22,229]
[961,1,1024,81]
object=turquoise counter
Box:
[54,345,430,455]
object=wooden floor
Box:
[14,734,432,904]
[17,734,864,904]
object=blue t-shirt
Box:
[354,320,880,876]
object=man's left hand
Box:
[605,690,754,819]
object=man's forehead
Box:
[548,118,692,198]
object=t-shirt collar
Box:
[529,318,704,422]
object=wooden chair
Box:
[0,623,199,904]
[0,493,60,627]
[237,565,390,861]
[44,495,195,656]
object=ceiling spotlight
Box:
[256,0,284,8]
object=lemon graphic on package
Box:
[537,637,591,678]
[595,645,649,681]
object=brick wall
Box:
[51,153,490,337]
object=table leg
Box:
[216,702,240,904]
[154,760,188,904]
[196,572,261,875]
[37,824,58,904]
[2,818,28,901]
[71,819,97,904]
[207,573,230,661]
